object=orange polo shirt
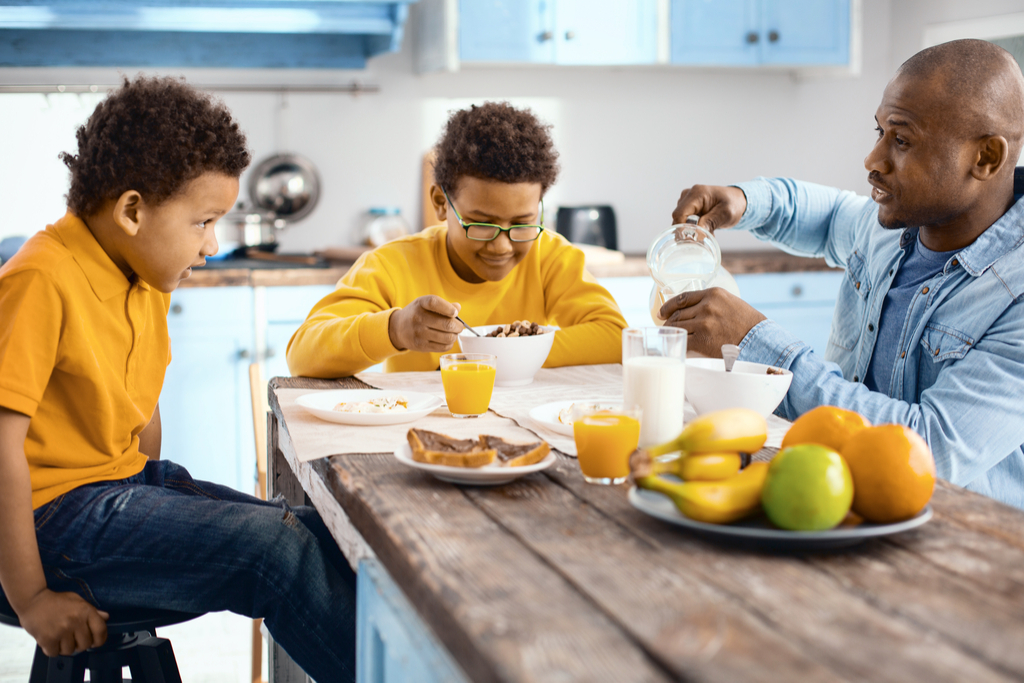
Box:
[0,213,170,509]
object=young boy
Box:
[287,101,627,377]
[0,76,355,681]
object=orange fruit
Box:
[840,425,936,523]
[781,405,871,453]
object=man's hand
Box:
[388,296,463,353]
[672,185,748,230]
[18,588,108,657]
[660,288,766,357]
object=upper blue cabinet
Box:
[416,0,661,70]
[460,0,659,65]
[670,0,850,66]
[416,0,852,71]
[0,0,418,69]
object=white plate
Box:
[629,486,933,549]
[295,390,443,426]
[528,400,620,437]
[393,442,556,486]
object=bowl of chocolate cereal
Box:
[457,321,556,387]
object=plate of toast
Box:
[396,428,556,485]
[296,390,443,426]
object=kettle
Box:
[555,206,617,250]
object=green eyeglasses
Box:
[442,187,545,242]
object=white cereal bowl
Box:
[457,325,556,387]
[685,358,793,417]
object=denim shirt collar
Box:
[947,196,1024,277]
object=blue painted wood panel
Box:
[265,285,336,324]
[163,287,256,492]
[459,0,554,63]
[734,271,844,356]
[670,0,760,66]
[357,559,469,683]
[761,0,849,65]
[553,0,657,65]
[670,0,849,67]
[597,276,657,329]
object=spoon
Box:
[722,344,740,372]
[456,315,482,337]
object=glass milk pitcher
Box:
[647,215,722,325]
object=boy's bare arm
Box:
[138,403,162,460]
[0,406,108,655]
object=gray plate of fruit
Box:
[628,488,932,550]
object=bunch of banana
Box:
[631,408,770,524]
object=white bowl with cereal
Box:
[457,321,556,387]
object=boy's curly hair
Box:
[60,75,251,217]
[433,101,559,196]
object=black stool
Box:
[0,592,202,683]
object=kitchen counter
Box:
[181,250,837,288]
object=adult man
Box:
[663,39,1024,509]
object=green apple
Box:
[762,444,853,531]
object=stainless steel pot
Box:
[217,153,321,251]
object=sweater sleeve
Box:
[286,251,404,378]
[541,241,628,367]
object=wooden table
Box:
[268,375,1024,683]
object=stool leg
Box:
[29,645,48,683]
[87,649,128,683]
[131,635,182,683]
[45,655,86,683]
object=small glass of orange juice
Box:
[440,353,497,418]
[572,405,642,485]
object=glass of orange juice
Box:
[572,405,642,485]
[440,353,497,418]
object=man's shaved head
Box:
[895,39,1024,164]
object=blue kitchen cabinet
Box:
[264,285,337,381]
[734,271,844,356]
[454,0,658,66]
[162,287,256,492]
[670,0,849,66]
[597,276,657,329]
[459,0,555,63]
[598,272,843,357]
[670,0,760,66]
[357,559,469,683]
[0,1,417,68]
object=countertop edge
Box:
[181,251,838,288]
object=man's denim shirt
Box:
[733,178,1024,509]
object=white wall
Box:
[1,0,1021,255]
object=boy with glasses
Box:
[288,102,627,377]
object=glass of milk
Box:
[622,328,687,447]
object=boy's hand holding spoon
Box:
[388,295,471,352]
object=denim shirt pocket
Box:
[920,322,974,362]
[828,250,871,352]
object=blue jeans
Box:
[31,460,356,682]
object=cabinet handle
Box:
[768,30,780,43]
[539,30,553,42]
[238,349,251,360]
[565,30,575,40]
[171,304,183,315]
[746,31,759,44]
[791,285,803,297]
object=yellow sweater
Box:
[287,226,627,377]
